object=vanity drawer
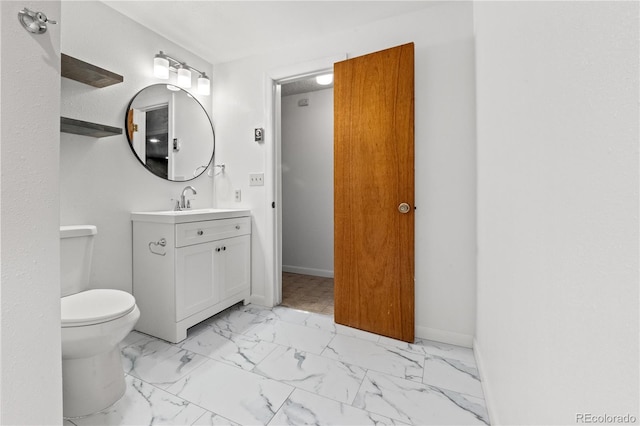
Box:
[175,217,251,247]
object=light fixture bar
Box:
[154,51,210,95]
[157,52,206,77]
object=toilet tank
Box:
[60,225,97,297]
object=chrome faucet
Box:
[179,185,197,210]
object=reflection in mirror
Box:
[125,84,214,181]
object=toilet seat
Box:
[62,289,136,327]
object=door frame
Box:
[263,54,346,307]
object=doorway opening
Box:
[278,75,334,315]
[263,54,345,312]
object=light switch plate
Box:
[249,173,264,186]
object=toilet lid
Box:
[61,289,136,327]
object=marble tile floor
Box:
[64,303,489,426]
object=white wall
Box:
[173,92,214,181]
[0,1,63,423]
[213,2,477,345]
[474,2,639,424]
[282,89,334,277]
[60,1,214,293]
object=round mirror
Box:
[125,84,214,181]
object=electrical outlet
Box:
[249,173,264,186]
[234,189,241,202]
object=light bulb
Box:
[316,73,333,85]
[197,75,210,95]
[177,66,191,88]
[153,53,169,79]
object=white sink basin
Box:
[131,208,251,224]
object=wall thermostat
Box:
[254,128,264,142]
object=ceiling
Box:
[102,1,439,65]
[281,76,333,96]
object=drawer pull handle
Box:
[235,225,240,230]
[197,230,204,236]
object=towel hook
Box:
[18,8,57,34]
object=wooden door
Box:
[334,43,415,342]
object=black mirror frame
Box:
[125,83,215,182]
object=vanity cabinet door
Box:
[217,235,251,300]
[175,242,219,321]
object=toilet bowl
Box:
[60,226,140,418]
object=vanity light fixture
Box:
[197,74,211,95]
[153,53,170,79]
[153,51,210,95]
[177,65,192,88]
[316,73,333,85]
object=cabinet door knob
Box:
[223,246,226,251]
[235,225,240,230]
[216,247,221,252]
[197,230,204,236]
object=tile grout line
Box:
[107,301,490,426]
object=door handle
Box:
[398,203,411,214]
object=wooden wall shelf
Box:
[61,54,123,88]
[61,117,122,138]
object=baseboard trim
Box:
[282,265,334,278]
[249,294,270,307]
[415,326,474,348]
[473,338,497,425]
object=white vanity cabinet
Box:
[132,209,251,343]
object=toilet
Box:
[60,225,140,418]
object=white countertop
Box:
[131,208,251,224]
